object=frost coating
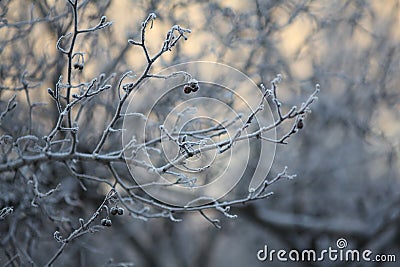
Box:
[122,61,276,207]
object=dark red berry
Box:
[183,85,191,94]
[297,119,304,129]
[191,85,199,92]
[117,207,124,215]
[110,207,118,215]
[188,79,199,92]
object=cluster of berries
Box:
[183,79,199,94]
[101,206,124,227]
[73,62,84,71]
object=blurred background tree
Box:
[1,0,399,266]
